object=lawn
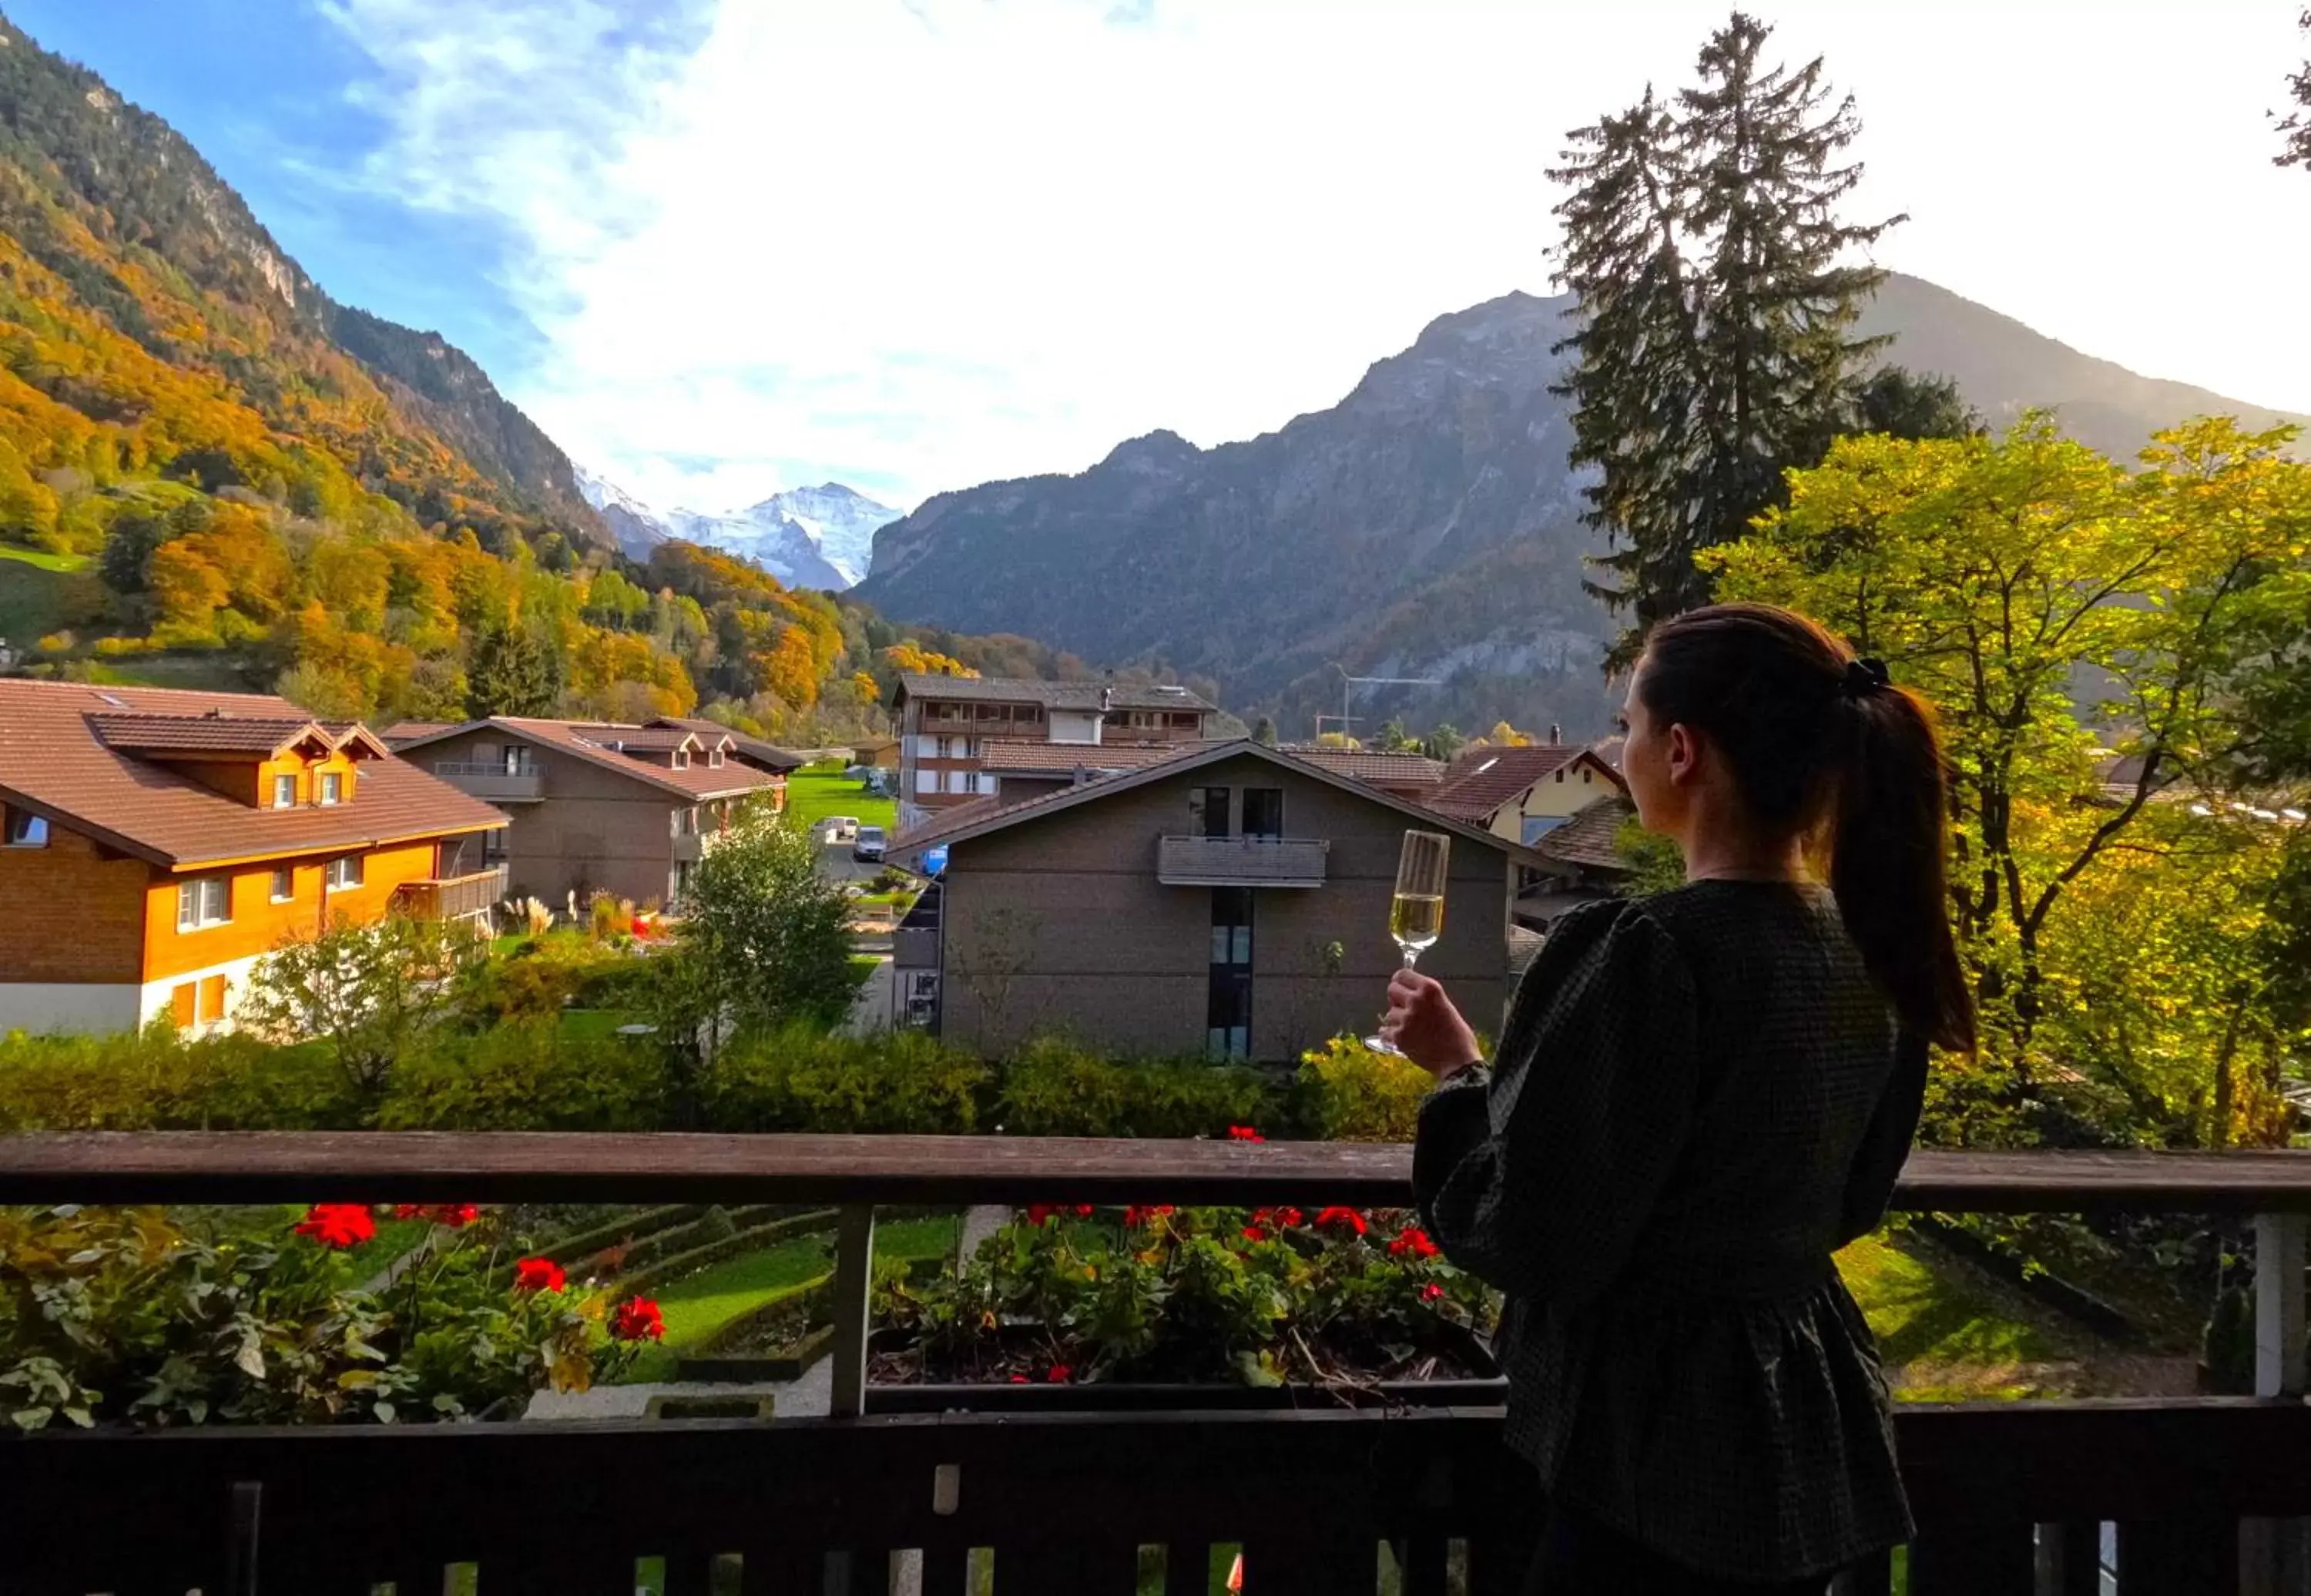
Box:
[618,1214,961,1383]
[786,764,897,835]
[0,544,91,642]
[1836,1229,2083,1399]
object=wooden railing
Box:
[5,1135,2311,1594]
[391,867,508,921]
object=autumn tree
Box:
[2279,8,2311,169]
[1706,417,2311,1131]
[465,619,564,718]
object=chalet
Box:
[1422,740,1627,844]
[890,674,1219,829]
[889,739,1536,1060]
[0,681,506,1036]
[393,717,786,910]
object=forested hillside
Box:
[0,12,1059,739]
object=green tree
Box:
[1846,365,1978,441]
[679,807,857,1034]
[1251,715,1279,747]
[1375,719,1417,753]
[1550,12,1900,661]
[465,619,563,717]
[236,915,489,1106]
[1706,417,2311,1098]
[1421,723,1464,763]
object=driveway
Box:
[817,836,882,884]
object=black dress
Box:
[1414,882,1925,1582]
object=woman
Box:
[1382,602,1974,1594]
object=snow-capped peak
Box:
[574,466,901,590]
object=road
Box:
[817,835,884,884]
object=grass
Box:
[787,764,897,834]
[618,1214,961,1383]
[556,1009,638,1041]
[1836,1229,2082,1400]
[0,544,90,643]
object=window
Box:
[709,747,726,768]
[170,982,196,1029]
[917,768,941,795]
[971,772,998,795]
[1207,888,1253,1058]
[1581,768,1592,784]
[436,837,470,878]
[318,772,343,806]
[481,826,509,866]
[1554,770,1565,783]
[176,877,230,930]
[501,745,536,777]
[1521,816,1568,845]
[672,748,691,770]
[1189,786,1231,838]
[196,975,227,1026]
[272,774,297,809]
[270,867,294,902]
[4,808,48,847]
[1242,788,1284,840]
[325,855,364,890]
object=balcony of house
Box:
[915,709,1043,736]
[1157,833,1330,887]
[390,865,508,920]
[428,760,545,802]
[6,1133,2311,1594]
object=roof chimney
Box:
[1100,686,1114,712]
[1549,723,1562,746]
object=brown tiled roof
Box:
[1535,794,1636,873]
[381,720,458,748]
[977,739,1210,776]
[895,673,1216,713]
[651,717,803,773]
[1283,748,1447,788]
[0,680,505,870]
[397,717,783,802]
[1427,745,1616,821]
[91,713,334,757]
[569,725,703,753]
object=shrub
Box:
[236,915,489,1102]
[472,933,636,1021]
[997,1036,1280,1138]
[705,1025,991,1135]
[1297,1035,1434,1143]
[377,1021,668,1132]
[0,1024,351,1132]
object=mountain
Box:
[574,470,899,590]
[857,274,2309,739]
[0,12,609,549]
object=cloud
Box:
[316,0,2311,519]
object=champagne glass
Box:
[1367,829,1450,1054]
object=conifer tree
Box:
[2279,8,2310,169]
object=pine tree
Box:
[465,620,563,717]
[1549,13,1901,662]
[2279,9,2310,169]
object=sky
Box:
[12,0,2311,516]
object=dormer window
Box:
[273,774,297,809]
[709,747,725,768]
[319,772,343,806]
[672,749,691,770]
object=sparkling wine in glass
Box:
[1369,829,1450,1054]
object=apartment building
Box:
[890,673,1218,830]
[890,739,1532,1060]
[0,681,506,1035]
[392,718,784,910]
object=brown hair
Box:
[1637,602,1975,1053]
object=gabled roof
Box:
[650,716,804,773]
[0,680,504,870]
[1283,748,1448,788]
[893,739,1541,866]
[893,673,1216,714]
[1536,794,1637,873]
[1425,744,1623,823]
[393,716,782,802]
[380,720,459,748]
[570,725,706,754]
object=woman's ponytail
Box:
[1640,602,1976,1054]
[1830,678,1975,1054]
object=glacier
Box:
[574,468,901,591]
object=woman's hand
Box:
[1381,969,1483,1079]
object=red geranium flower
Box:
[1226,1125,1265,1142]
[1072,1204,1095,1218]
[1027,1204,1059,1227]
[1316,1206,1367,1236]
[431,1203,479,1229]
[514,1256,567,1293]
[293,1203,377,1249]
[1047,1363,1073,1383]
[1008,1374,1031,1384]
[1421,1282,1446,1303]
[1388,1226,1441,1260]
[612,1296,666,1341]
[391,1203,426,1221]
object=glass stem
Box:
[1401,946,1420,971]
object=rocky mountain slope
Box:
[857,276,2307,739]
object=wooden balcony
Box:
[390,866,508,920]
[5,1135,2311,1594]
[1158,833,1329,887]
[429,761,544,802]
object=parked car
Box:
[852,824,887,863]
[826,816,860,843]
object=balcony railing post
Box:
[828,1203,876,1419]
[2246,1212,2309,1596]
